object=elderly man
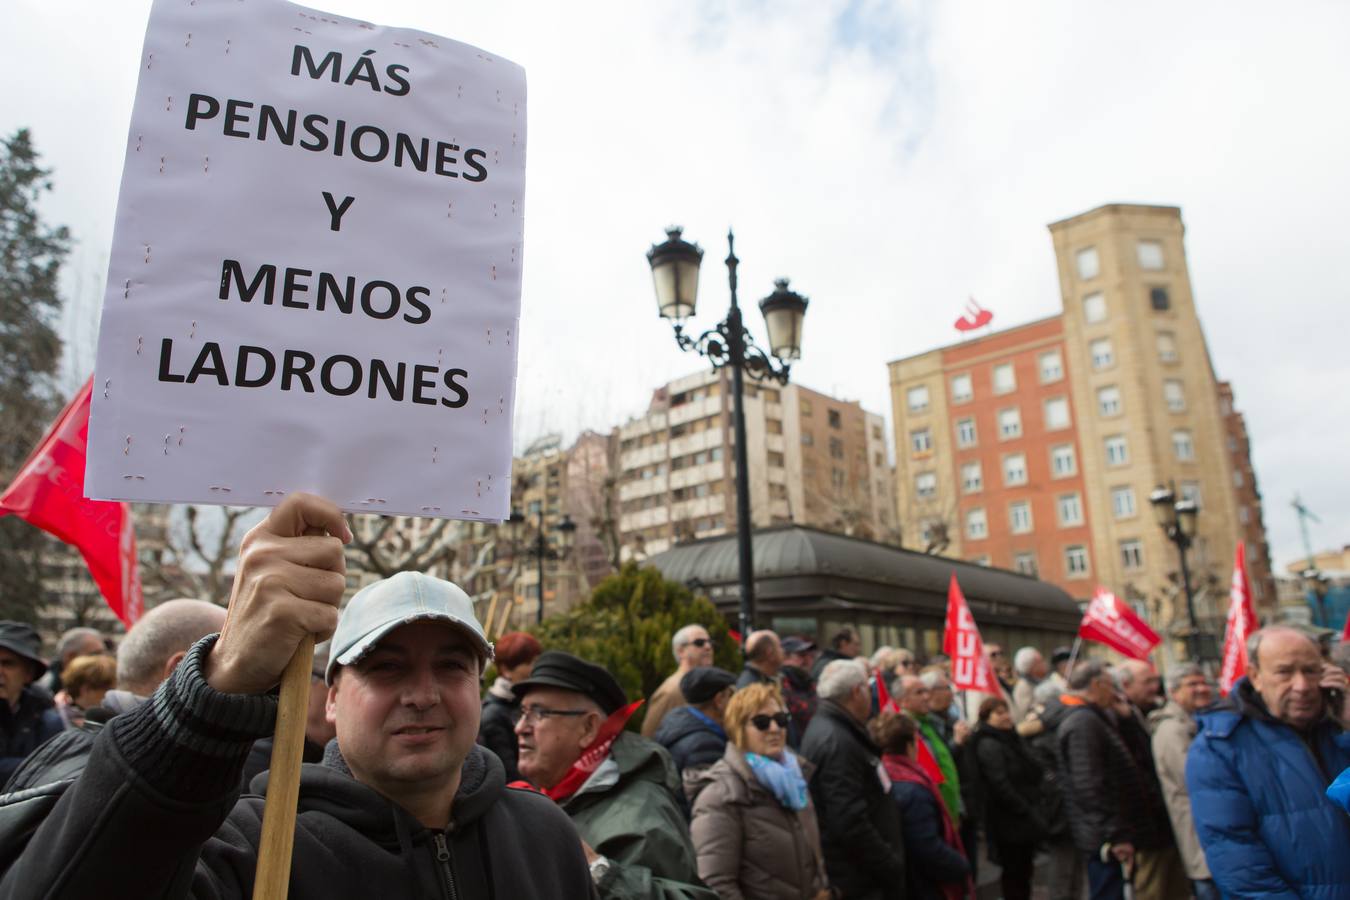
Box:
[643,624,716,737]
[1149,664,1217,900]
[899,673,962,825]
[0,622,62,782]
[1011,647,1048,722]
[1188,626,1350,897]
[801,659,904,899]
[736,630,784,689]
[0,494,593,899]
[514,650,715,899]
[811,627,862,679]
[37,627,108,697]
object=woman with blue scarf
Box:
[690,682,835,899]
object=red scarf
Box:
[881,752,975,900]
[509,699,644,802]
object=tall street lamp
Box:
[1150,485,1203,660]
[506,507,577,624]
[646,227,809,640]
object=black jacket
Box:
[971,724,1044,846]
[0,690,61,784]
[780,666,816,751]
[652,707,726,778]
[0,636,596,900]
[800,700,904,899]
[890,781,970,900]
[810,649,851,681]
[1055,698,1153,854]
[478,686,521,783]
[242,735,325,786]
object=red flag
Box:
[1342,610,1350,644]
[874,669,944,783]
[0,379,143,627]
[1220,543,1259,695]
[875,671,899,713]
[1078,587,1159,661]
[943,574,1003,696]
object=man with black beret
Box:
[0,621,62,781]
[653,666,735,800]
[515,650,718,899]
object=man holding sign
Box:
[0,493,595,899]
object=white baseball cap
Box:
[326,571,493,684]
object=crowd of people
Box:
[0,494,1348,899]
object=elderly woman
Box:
[691,682,833,900]
[970,696,1044,900]
[869,711,973,900]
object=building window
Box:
[1051,444,1077,477]
[1164,380,1186,412]
[1097,386,1122,417]
[1112,486,1137,519]
[767,451,785,467]
[829,437,845,459]
[1156,331,1178,362]
[828,410,842,429]
[1058,493,1084,526]
[1105,435,1129,466]
[1009,501,1032,534]
[800,399,812,416]
[951,373,973,403]
[1013,552,1038,576]
[831,468,847,491]
[1138,241,1165,270]
[911,428,932,454]
[1065,545,1090,577]
[801,431,814,446]
[1083,292,1107,324]
[915,472,937,499]
[766,418,783,435]
[1239,506,1251,524]
[907,385,930,413]
[1120,539,1144,570]
[993,363,1016,395]
[956,418,977,448]
[1150,286,1171,311]
[966,508,988,540]
[1234,470,1245,488]
[1090,338,1115,370]
[998,407,1022,439]
[1172,429,1195,461]
[1044,397,1071,431]
[1039,351,1063,383]
[1076,247,1100,280]
[1181,481,1202,506]
[1003,453,1028,486]
[962,462,983,494]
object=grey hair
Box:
[117,599,226,695]
[1165,663,1205,694]
[870,646,897,669]
[1033,678,1061,703]
[818,659,868,702]
[1247,625,1317,671]
[919,669,947,690]
[1068,659,1108,691]
[56,627,104,661]
[1013,646,1042,676]
[671,624,705,662]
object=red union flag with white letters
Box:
[1078,587,1160,660]
[943,574,1003,696]
[1219,542,1258,695]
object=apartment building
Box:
[889,204,1275,634]
[1218,382,1277,607]
[617,369,897,559]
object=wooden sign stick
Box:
[252,634,315,900]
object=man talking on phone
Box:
[1186,626,1350,897]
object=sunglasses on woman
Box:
[689,638,715,649]
[750,712,791,731]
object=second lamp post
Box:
[646,226,809,641]
[507,507,576,624]
[1149,485,1203,660]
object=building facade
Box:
[889,204,1275,646]
[616,369,897,560]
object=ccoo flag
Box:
[0,379,143,627]
[1219,542,1259,695]
[1079,587,1160,661]
[943,573,1003,696]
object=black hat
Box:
[1051,646,1073,665]
[512,650,627,715]
[680,666,737,704]
[781,637,817,655]
[0,622,47,680]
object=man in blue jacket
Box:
[1187,626,1350,899]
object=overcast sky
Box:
[8,0,1349,575]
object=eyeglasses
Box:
[515,705,591,726]
[750,712,791,732]
[689,638,716,649]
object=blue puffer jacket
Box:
[1186,677,1350,899]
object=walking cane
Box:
[251,635,315,900]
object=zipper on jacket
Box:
[433,832,460,900]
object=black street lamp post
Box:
[646,227,809,641]
[507,507,576,624]
[1150,485,1203,660]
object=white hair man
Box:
[801,659,904,897]
[641,623,716,737]
[1149,663,1216,899]
[1010,646,1048,722]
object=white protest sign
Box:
[86,0,525,521]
